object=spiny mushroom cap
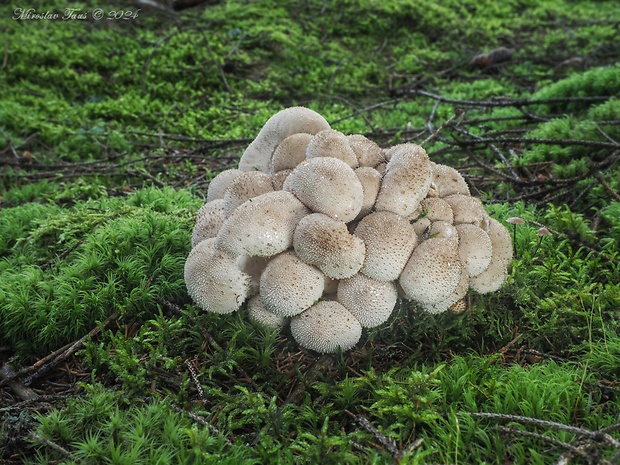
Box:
[443,193,488,227]
[428,162,470,197]
[420,266,470,314]
[399,236,462,304]
[354,167,382,220]
[247,295,288,329]
[374,143,432,217]
[337,273,398,328]
[286,156,364,223]
[259,251,325,317]
[293,213,366,279]
[419,197,454,224]
[470,217,513,293]
[427,220,459,241]
[271,133,313,173]
[411,216,432,238]
[206,169,243,203]
[305,129,359,168]
[354,211,417,282]
[347,134,386,167]
[455,223,493,277]
[223,171,274,217]
[239,107,330,173]
[216,190,310,257]
[191,198,226,248]
[290,300,362,353]
[184,238,251,314]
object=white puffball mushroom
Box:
[347,134,386,167]
[271,133,313,173]
[399,236,462,304]
[427,220,459,241]
[293,213,366,279]
[184,238,251,314]
[337,273,398,328]
[259,252,325,317]
[216,190,310,257]
[191,198,226,248]
[354,211,417,282]
[239,107,330,173]
[429,162,470,197]
[470,217,513,293]
[223,171,274,216]
[374,143,432,217]
[290,301,362,353]
[455,223,493,277]
[271,169,293,191]
[443,193,488,227]
[286,157,364,223]
[354,166,382,219]
[306,129,359,168]
[419,197,454,224]
[247,295,288,329]
[420,267,470,314]
[207,169,243,203]
[411,216,432,238]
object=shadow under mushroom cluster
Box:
[184,107,513,353]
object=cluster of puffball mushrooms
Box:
[184,107,513,354]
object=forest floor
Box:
[1,0,620,463]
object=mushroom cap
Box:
[290,301,362,353]
[354,167,382,220]
[429,162,470,197]
[354,211,417,282]
[216,190,310,257]
[347,134,386,167]
[455,223,493,277]
[305,129,359,168]
[184,238,251,314]
[427,220,459,241]
[239,107,330,173]
[271,133,313,173]
[207,169,243,203]
[374,143,432,217]
[293,213,366,279]
[286,157,364,222]
[443,193,488,227]
[191,198,226,248]
[223,171,274,216]
[399,236,462,304]
[419,266,470,314]
[259,251,325,317]
[419,197,454,224]
[410,216,431,238]
[469,217,513,293]
[247,295,288,329]
[337,273,398,328]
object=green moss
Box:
[0,187,200,357]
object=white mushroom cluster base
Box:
[185,107,513,354]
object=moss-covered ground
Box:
[1,0,619,463]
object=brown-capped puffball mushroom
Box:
[183,106,514,353]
